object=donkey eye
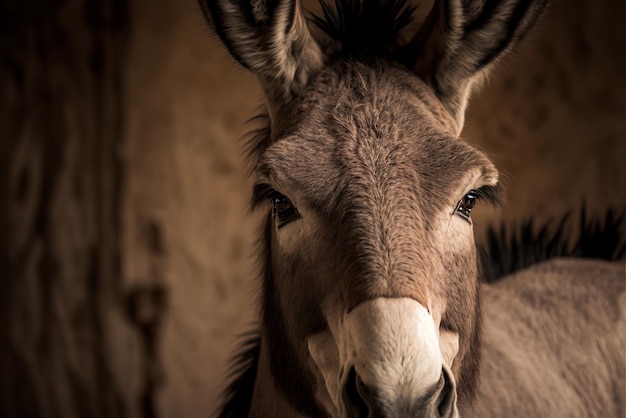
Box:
[455,190,478,222]
[272,195,290,211]
[270,193,300,228]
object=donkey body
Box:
[477,258,624,417]
[200,1,626,417]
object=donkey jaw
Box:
[308,297,460,418]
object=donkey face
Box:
[202,1,546,416]
[255,61,501,416]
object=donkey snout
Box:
[337,298,458,418]
[308,298,459,418]
[343,365,457,418]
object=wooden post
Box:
[0,1,134,417]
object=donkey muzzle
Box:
[343,363,457,418]
[308,297,459,418]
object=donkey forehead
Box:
[257,63,498,213]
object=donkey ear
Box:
[404,0,548,134]
[200,0,324,108]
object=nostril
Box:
[436,367,457,418]
[343,367,371,418]
[342,366,457,418]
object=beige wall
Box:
[124,0,625,416]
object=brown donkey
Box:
[199,0,625,417]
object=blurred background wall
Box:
[1,0,624,417]
[0,1,137,417]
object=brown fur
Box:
[201,1,625,417]
[252,60,496,409]
[475,259,625,418]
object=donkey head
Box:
[201,1,546,417]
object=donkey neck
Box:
[249,336,311,418]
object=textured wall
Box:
[0,1,138,417]
[128,0,625,416]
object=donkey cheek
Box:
[308,332,343,416]
[440,329,460,367]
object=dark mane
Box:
[214,330,260,418]
[480,208,625,283]
[242,112,272,173]
[309,0,416,58]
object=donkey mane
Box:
[242,113,272,172]
[215,208,626,417]
[216,330,260,418]
[480,208,626,282]
[309,0,416,58]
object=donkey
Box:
[200,0,625,416]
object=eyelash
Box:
[455,190,478,222]
[454,185,502,223]
[252,184,300,228]
[269,191,301,228]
